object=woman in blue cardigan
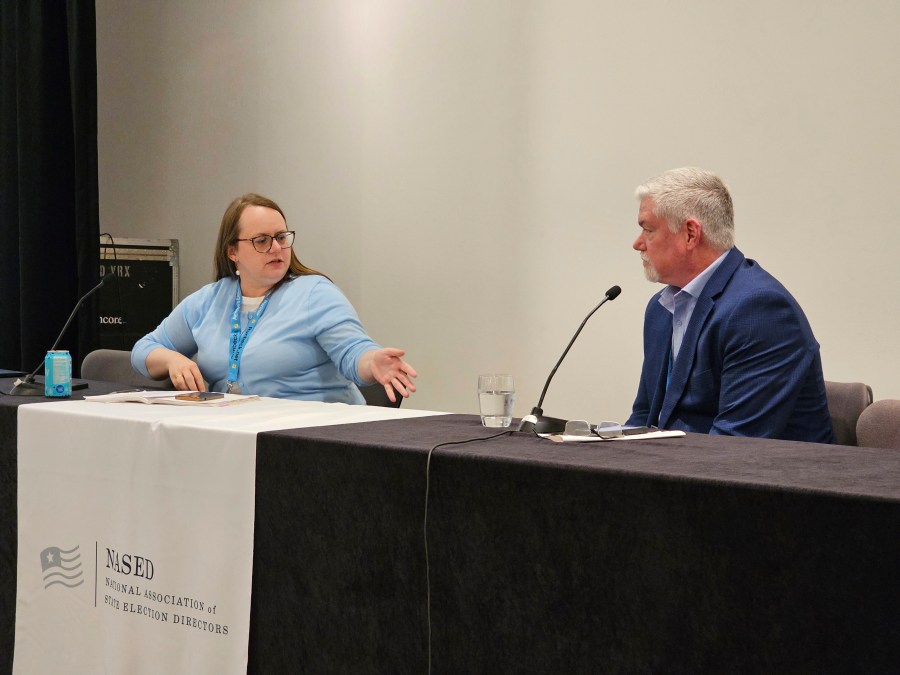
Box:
[132,193,416,404]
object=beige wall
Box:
[97,1,900,419]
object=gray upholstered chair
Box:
[856,399,900,450]
[824,380,873,446]
[358,384,403,408]
[80,349,173,389]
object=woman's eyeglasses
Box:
[235,231,295,253]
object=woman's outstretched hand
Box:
[359,348,418,403]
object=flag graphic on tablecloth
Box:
[40,545,84,590]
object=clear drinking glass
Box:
[477,374,516,427]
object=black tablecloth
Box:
[250,415,900,674]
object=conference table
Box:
[2,378,900,673]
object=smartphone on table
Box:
[174,391,225,402]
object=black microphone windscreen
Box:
[605,285,622,301]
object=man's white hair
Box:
[635,167,735,252]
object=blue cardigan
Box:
[132,275,378,404]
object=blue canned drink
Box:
[44,350,72,397]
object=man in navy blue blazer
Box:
[625,167,834,443]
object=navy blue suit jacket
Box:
[626,248,834,443]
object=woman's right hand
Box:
[146,347,206,392]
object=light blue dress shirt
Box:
[657,250,729,361]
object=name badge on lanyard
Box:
[227,283,271,394]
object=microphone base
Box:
[517,412,568,434]
[8,378,45,396]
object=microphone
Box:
[9,273,116,396]
[517,285,622,434]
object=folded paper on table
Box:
[83,391,259,406]
[541,429,686,443]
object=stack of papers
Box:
[541,428,686,443]
[83,391,259,407]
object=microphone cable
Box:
[99,233,129,350]
[423,428,515,673]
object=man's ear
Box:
[683,218,703,249]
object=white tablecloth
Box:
[15,397,442,674]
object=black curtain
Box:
[0,0,100,374]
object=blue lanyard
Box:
[228,283,272,386]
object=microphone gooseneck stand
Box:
[9,274,116,396]
[518,285,622,434]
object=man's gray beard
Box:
[642,261,660,283]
